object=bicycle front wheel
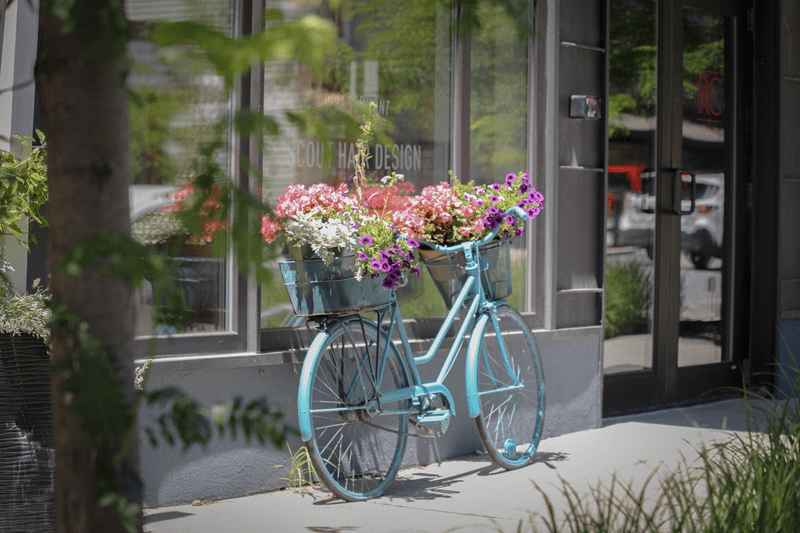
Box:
[471,304,545,469]
[301,317,410,501]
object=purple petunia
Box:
[407,238,420,248]
[359,235,373,246]
[357,252,368,261]
[505,214,515,224]
[505,173,516,187]
[490,183,502,191]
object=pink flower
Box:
[260,216,279,243]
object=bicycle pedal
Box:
[412,408,451,432]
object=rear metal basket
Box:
[419,239,512,308]
[279,257,394,316]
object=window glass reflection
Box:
[604,0,657,374]
[469,3,529,312]
[260,0,453,327]
[127,0,235,335]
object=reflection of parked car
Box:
[614,172,656,255]
[614,171,724,269]
[680,173,723,270]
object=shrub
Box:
[605,261,651,339]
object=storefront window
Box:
[260,0,454,327]
[469,2,530,312]
[127,0,236,336]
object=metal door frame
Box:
[603,0,751,415]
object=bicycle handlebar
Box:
[422,205,529,253]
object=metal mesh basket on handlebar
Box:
[419,238,512,308]
[279,257,394,316]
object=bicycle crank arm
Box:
[379,383,457,417]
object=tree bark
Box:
[37,2,139,532]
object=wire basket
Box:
[279,257,394,316]
[419,239,512,308]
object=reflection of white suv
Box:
[615,172,656,254]
[680,173,724,270]
[614,172,724,269]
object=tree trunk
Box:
[37,2,139,532]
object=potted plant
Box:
[131,181,229,327]
[0,282,54,532]
[391,172,543,306]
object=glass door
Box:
[604,0,749,414]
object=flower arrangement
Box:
[260,104,543,292]
[463,171,544,239]
[131,181,229,250]
[261,103,420,289]
[260,177,420,289]
[395,171,544,246]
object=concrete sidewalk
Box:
[142,399,768,533]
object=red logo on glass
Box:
[698,70,722,124]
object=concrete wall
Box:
[138,325,602,507]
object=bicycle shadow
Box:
[311,450,569,505]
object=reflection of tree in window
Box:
[468,3,528,180]
[682,10,724,118]
[345,0,440,131]
[127,0,233,186]
[609,0,656,139]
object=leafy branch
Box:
[0,131,48,250]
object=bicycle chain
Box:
[361,417,445,439]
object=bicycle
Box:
[284,206,545,501]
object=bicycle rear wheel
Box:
[471,304,545,469]
[301,317,410,500]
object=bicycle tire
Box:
[301,317,410,500]
[470,304,545,469]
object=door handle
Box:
[672,169,696,215]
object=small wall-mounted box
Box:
[569,95,601,119]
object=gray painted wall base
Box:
[138,329,601,507]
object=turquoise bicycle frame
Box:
[297,207,528,443]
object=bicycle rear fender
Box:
[465,312,491,418]
[297,329,330,443]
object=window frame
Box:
[133,0,258,359]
